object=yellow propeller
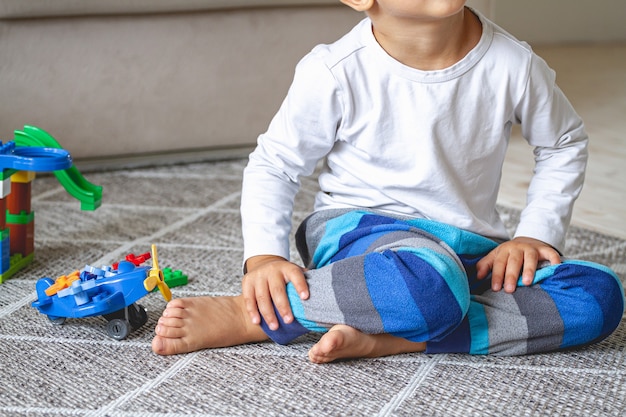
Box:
[143,244,172,302]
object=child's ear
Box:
[340,0,375,12]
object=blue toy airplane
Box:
[32,245,173,340]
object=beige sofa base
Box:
[73,143,255,172]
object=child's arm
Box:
[478,53,588,293]
[241,50,340,328]
[476,237,562,293]
[242,255,309,331]
[511,53,588,253]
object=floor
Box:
[498,43,626,240]
[8,157,626,417]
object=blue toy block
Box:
[0,229,9,275]
[0,141,72,172]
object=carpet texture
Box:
[0,158,624,416]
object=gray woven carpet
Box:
[1,158,625,416]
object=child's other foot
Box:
[152,296,268,355]
[308,324,426,364]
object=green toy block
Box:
[0,253,34,283]
[163,268,189,288]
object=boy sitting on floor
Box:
[152,0,624,363]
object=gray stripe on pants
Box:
[513,286,564,353]
[300,255,385,334]
[473,291,529,355]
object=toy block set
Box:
[1,125,188,339]
[0,125,103,282]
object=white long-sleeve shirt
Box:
[241,12,588,262]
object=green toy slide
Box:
[13,125,102,210]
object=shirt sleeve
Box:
[513,53,588,252]
[241,51,342,263]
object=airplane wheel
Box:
[107,318,130,340]
[48,316,66,325]
[128,303,148,330]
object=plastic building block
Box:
[6,211,35,256]
[0,198,5,229]
[0,168,16,181]
[7,216,34,258]
[113,251,187,290]
[44,270,80,296]
[0,177,11,199]
[112,252,151,270]
[163,268,189,288]
[0,125,104,283]
[127,252,151,266]
[0,252,33,283]
[14,126,103,211]
[32,245,186,340]
[5,210,34,225]
[0,141,72,172]
[0,230,9,275]
[7,181,31,215]
[10,170,36,183]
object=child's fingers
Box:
[269,283,293,325]
[242,272,278,329]
[520,249,539,286]
[254,281,280,331]
[241,280,262,325]
[476,253,494,280]
[241,260,308,331]
[477,239,563,293]
[289,269,310,300]
[541,247,563,266]
[489,252,508,292]
[268,267,308,325]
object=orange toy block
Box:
[45,270,81,296]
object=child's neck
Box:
[370,8,482,71]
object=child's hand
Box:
[242,255,309,331]
[476,237,562,293]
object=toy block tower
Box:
[7,171,36,262]
[0,169,37,282]
[0,172,10,277]
[0,126,103,283]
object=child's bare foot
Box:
[152,295,268,355]
[308,324,426,364]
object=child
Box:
[152,0,624,363]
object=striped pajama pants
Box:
[260,209,625,355]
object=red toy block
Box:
[7,181,31,215]
[0,197,6,229]
[8,218,34,257]
[112,252,151,270]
